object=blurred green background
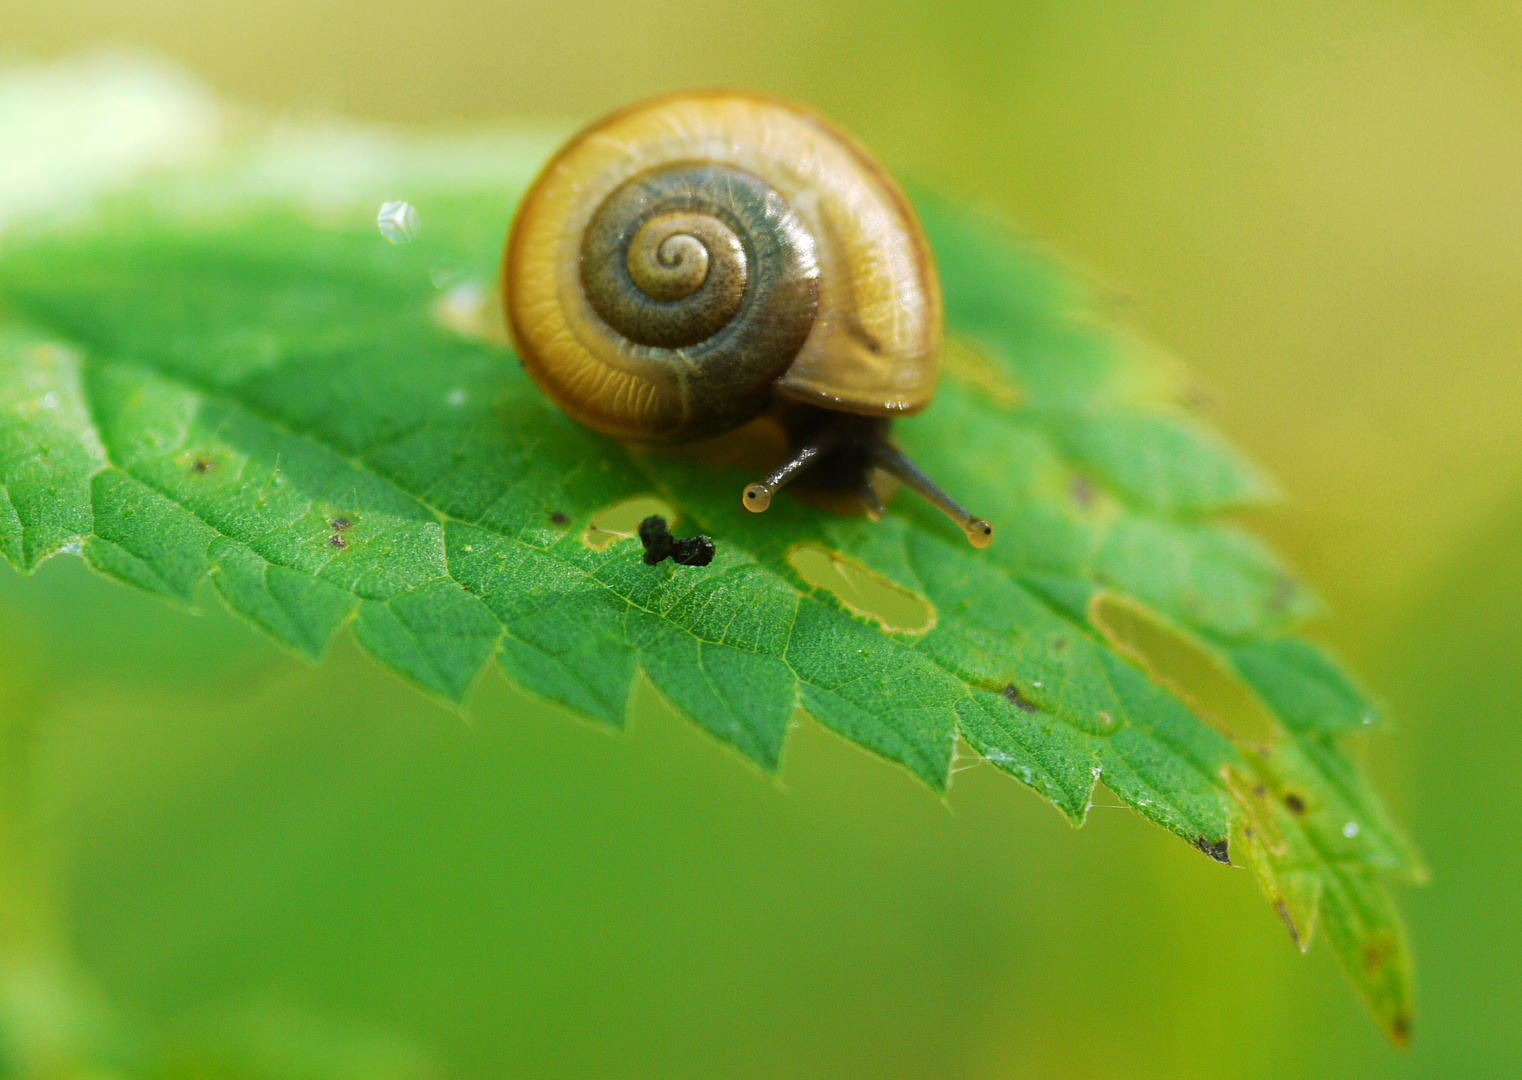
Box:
[1,2,1518,1077]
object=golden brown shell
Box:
[502,90,942,443]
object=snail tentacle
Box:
[867,439,994,548]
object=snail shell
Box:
[502,90,942,443]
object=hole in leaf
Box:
[939,335,1024,409]
[583,495,676,551]
[787,544,934,634]
[1089,591,1277,743]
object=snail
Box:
[502,90,993,548]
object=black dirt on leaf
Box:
[1193,836,1231,864]
[1002,683,1041,713]
[638,515,716,567]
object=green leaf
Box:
[0,65,1421,1042]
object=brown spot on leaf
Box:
[1283,792,1307,815]
[1270,571,1299,612]
[1002,684,1040,713]
[550,511,569,525]
[191,457,213,474]
[328,534,346,550]
[1069,476,1096,509]
[1193,836,1231,864]
[1182,384,1215,411]
[330,517,351,531]
[1363,939,1395,973]
[1051,637,1068,653]
[1391,1014,1411,1047]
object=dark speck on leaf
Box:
[1274,900,1304,950]
[1283,792,1307,815]
[1193,836,1231,864]
[191,457,212,473]
[1270,571,1299,612]
[1002,684,1040,713]
[638,515,715,567]
[1363,940,1394,973]
[330,517,351,531]
[328,534,346,549]
[1051,638,1068,653]
[1069,476,1096,508]
[550,511,569,525]
[1182,384,1215,411]
[1391,1015,1411,1046]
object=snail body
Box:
[503,90,991,547]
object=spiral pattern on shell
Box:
[580,163,820,385]
[504,91,942,443]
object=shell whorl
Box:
[579,163,819,379]
[504,92,942,443]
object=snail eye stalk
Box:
[742,427,840,513]
[867,439,994,549]
[741,411,994,548]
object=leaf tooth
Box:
[955,692,1097,825]
[352,583,501,705]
